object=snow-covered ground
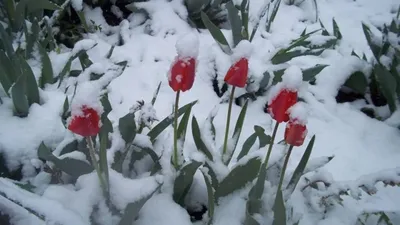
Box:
[1,0,400,224]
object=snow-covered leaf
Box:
[247,162,267,216]
[302,64,328,82]
[118,184,161,225]
[332,18,342,40]
[173,161,202,206]
[37,142,93,179]
[215,156,261,199]
[201,169,215,220]
[344,71,368,95]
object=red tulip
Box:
[168,57,196,92]
[284,120,307,146]
[267,89,297,123]
[68,106,101,137]
[224,58,248,88]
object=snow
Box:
[288,101,309,124]
[71,0,83,11]
[1,0,400,224]
[231,40,253,62]
[69,81,104,118]
[176,32,200,59]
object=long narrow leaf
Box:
[200,11,231,54]
[148,100,197,142]
[286,135,315,194]
[226,1,243,47]
[225,100,249,164]
[191,116,214,160]
[272,190,286,225]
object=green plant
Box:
[342,19,400,118]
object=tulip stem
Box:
[222,86,236,156]
[86,136,108,198]
[173,90,181,169]
[276,145,294,194]
[264,121,279,168]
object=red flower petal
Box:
[267,89,297,123]
[169,57,196,92]
[284,120,307,146]
[68,106,100,137]
[224,58,248,88]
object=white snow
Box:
[71,0,83,11]
[231,40,253,63]
[175,32,200,58]
[288,101,309,124]
[1,0,400,224]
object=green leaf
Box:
[57,59,72,88]
[362,23,381,60]
[177,101,193,143]
[101,93,112,116]
[24,19,39,58]
[201,170,215,220]
[37,142,93,178]
[254,126,271,148]
[0,22,14,57]
[200,11,231,54]
[272,69,285,85]
[204,162,219,190]
[237,133,257,161]
[302,64,328,82]
[374,64,397,112]
[119,112,137,145]
[225,100,249,164]
[240,0,249,40]
[139,146,162,175]
[266,0,281,33]
[259,71,270,90]
[99,131,109,195]
[287,135,315,193]
[332,18,342,40]
[191,116,213,161]
[11,75,29,117]
[271,49,325,65]
[26,0,60,12]
[148,100,197,142]
[344,71,368,95]
[151,82,162,105]
[76,11,90,32]
[215,156,261,199]
[249,2,268,42]
[20,57,40,106]
[173,161,202,206]
[79,52,93,70]
[106,45,115,59]
[38,44,54,88]
[0,59,12,96]
[4,0,16,30]
[226,1,243,47]
[59,139,78,156]
[272,190,286,225]
[247,163,267,216]
[118,185,161,225]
